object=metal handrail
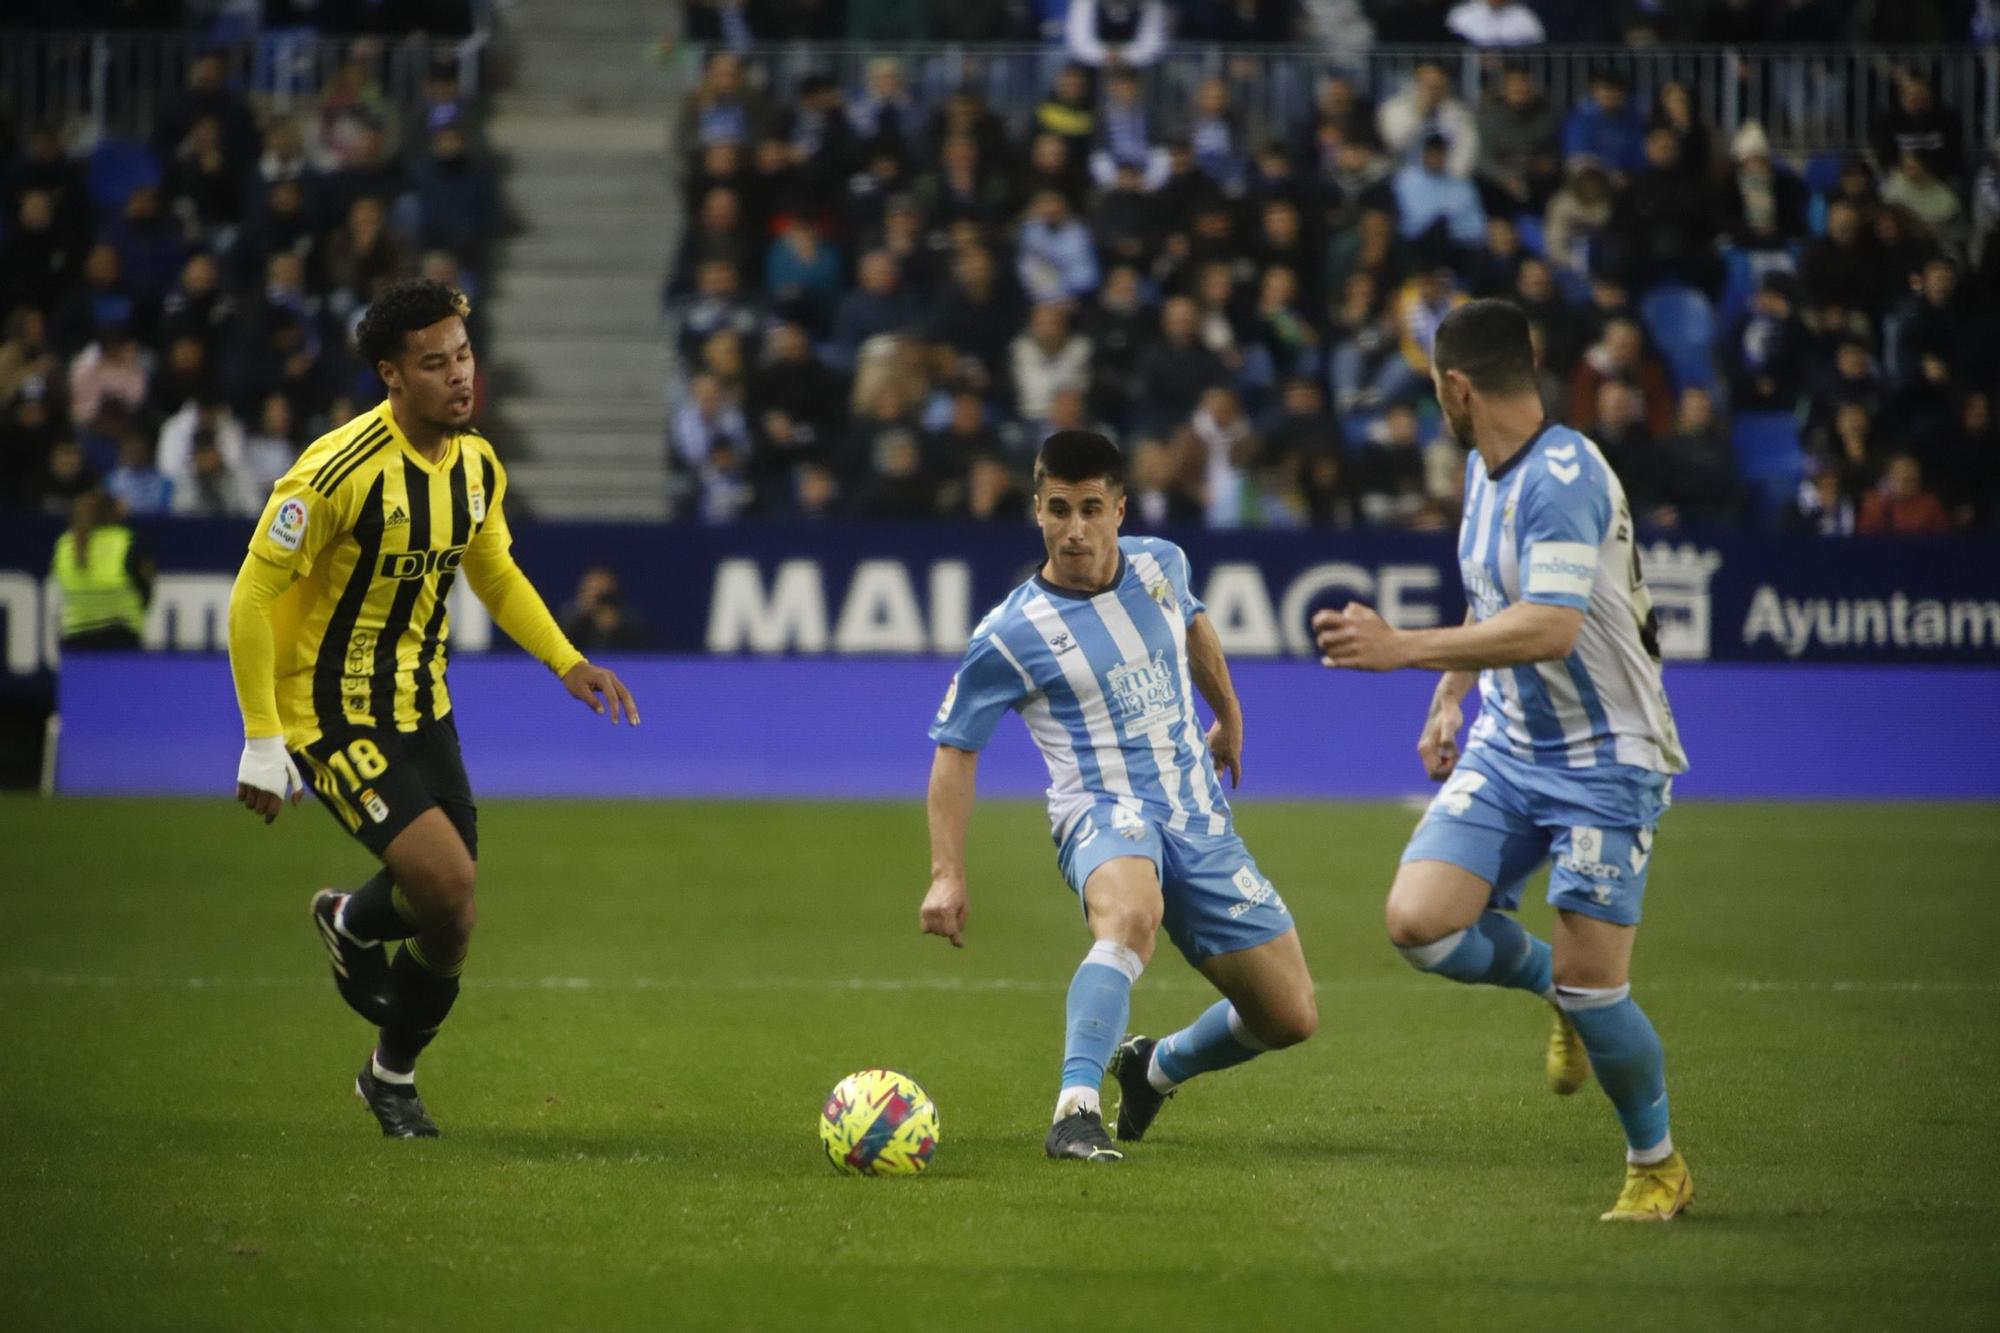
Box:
[681,41,2000,157]
[0,28,487,139]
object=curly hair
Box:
[354,278,471,371]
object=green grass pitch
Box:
[3,797,1996,1330]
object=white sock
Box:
[370,1053,416,1086]
[1628,1133,1675,1166]
[1083,939,1144,981]
[1053,1085,1101,1121]
[1145,1046,1178,1093]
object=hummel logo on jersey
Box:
[1547,444,1578,460]
[1547,459,1581,484]
[385,505,408,526]
[1048,631,1078,656]
[1630,827,1655,875]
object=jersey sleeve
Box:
[245,458,348,576]
[928,627,1030,752]
[1167,542,1205,624]
[227,552,295,738]
[461,449,587,678]
[1516,446,1613,612]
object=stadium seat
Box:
[1514,213,1545,257]
[1554,264,1592,306]
[85,139,161,213]
[1640,284,1717,391]
[1716,246,1800,331]
[1803,151,1848,200]
[1730,411,1807,524]
[1716,249,1756,330]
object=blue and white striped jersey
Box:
[930,536,1232,841]
[1459,424,1688,775]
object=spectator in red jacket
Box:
[1569,316,1674,436]
[1858,452,1952,534]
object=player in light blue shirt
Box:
[1315,300,1694,1221]
[923,431,1317,1163]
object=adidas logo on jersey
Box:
[385,505,408,527]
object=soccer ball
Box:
[818,1069,939,1176]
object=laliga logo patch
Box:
[936,674,959,723]
[1559,826,1624,882]
[1148,578,1173,608]
[358,787,390,824]
[268,498,308,551]
[1227,865,1282,918]
[468,484,486,523]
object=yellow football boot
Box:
[1601,1151,1694,1222]
[1546,1005,1591,1095]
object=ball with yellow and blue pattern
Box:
[818,1069,939,1176]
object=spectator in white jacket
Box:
[168,421,261,517]
[156,397,247,483]
[1011,301,1093,427]
[1377,60,1480,179]
[1446,0,1546,47]
[1065,0,1167,68]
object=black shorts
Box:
[292,714,478,860]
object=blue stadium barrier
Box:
[50,655,2000,801]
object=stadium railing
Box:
[691,42,2000,157]
[0,28,488,138]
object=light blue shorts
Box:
[1056,802,1294,964]
[1399,748,1672,926]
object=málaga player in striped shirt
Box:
[923,431,1317,1162]
[227,279,639,1138]
[1315,299,1693,1220]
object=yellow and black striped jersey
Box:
[236,400,582,748]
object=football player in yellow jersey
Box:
[227,278,639,1138]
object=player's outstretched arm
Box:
[1185,611,1244,788]
[226,553,306,823]
[1314,600,1582,674]
[922,745,979,948]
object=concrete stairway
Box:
[480,1,687,520]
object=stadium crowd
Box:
[0,37,495,522]
[668,22,2000,533]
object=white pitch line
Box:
[0,973,1994,995]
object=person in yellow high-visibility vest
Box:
[51,489,153,651]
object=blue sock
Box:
[1557,984,1673,1162]
[1150,1000,1266,1090]
[1058,941,1143,1115]
[1398,912,1553,996]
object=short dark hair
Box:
[1034,430,1124,491]
[355,278,469,370]
[1432,298,1539,396]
